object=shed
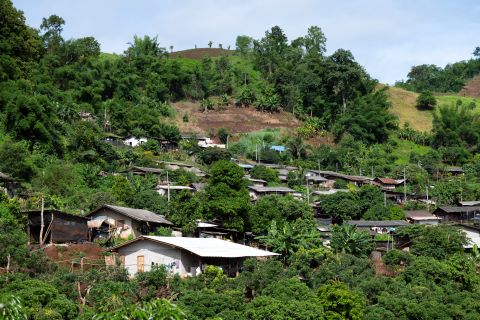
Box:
[128,166,164,176]
[248,186,296,201]
[373,177,404,190]
[26,210,89,244]
[405,210,441,225]
[110,235,279,277]
[156,185,194,197]
[86,205,172,240]
[433,206,480,223]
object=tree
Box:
[317,280,366,320]
[40,14,65,52]
[250,165,279,183]
[416,91,437,110]
[333,89,398,144]
[250,195,313,234]
[257,219,322,263]
[235,35,253,55]
[396,224,468,260]
[330,224,374,257]
[208,41,213,48]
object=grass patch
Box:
[387,87,433,132]
[391,138,432,166]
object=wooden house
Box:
[86,205,172,240]
[373,177,404,190]
[433,206,480,223]
[26,210,89,244]
[405,210,441,225]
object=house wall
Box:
[117,241,200,276]
[90,209,136,239]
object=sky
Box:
[12,0,480,84]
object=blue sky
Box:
[12,0,480,84]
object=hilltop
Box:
[169,48,234,59]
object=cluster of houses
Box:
[26,204,278,277]
[103,134,226,151]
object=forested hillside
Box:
[4,0,480,319]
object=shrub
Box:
[416,91,436,110]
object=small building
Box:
[128,166,164,176]
[110,235,279,277]
[245,176,268,187]
[190,183,206,192]
[156,185,194,197]
[26,210,89,244]
[405,210,441,225]
[311,189,349,196]
[237,163,255,173]
[248,186,297,201]
[307,175,329,188]
[157,161,206,178]
[373,177,404,190]
[86,205,172,240]
[157,139,179,152]
[459,201,480,207]
[433,206,480,223]
[347,220,409,234]
[124,136,148,147]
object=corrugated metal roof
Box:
[347,220,409,227]
[0,172,13,180]
[86,205,172,225]
[459,201,480,206]
[113,236,280,258]
[405,210,440,220]
[248,186,295,193]
[130,166,164,174]
[375,177,402,185]
[156,185,193,190]
[434,206,480,213]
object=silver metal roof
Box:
[113,236,280,258]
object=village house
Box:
[109,235,279,277]
[86,205,172,240]
[309,170,372,187]
[248,185,299,201]
[306,175,330,188]
[405,210,441,225]
[128,166,164,176]
[433,206,480,223]
[124,136,148,147]
[245,176,268,187]
[26,209,89,245]
[373,177,404,190]
[156,185,194,197]
[157,161,206,178]
[347,220,409,235]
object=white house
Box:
[124,136,148,147]
[110,235,279,277]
